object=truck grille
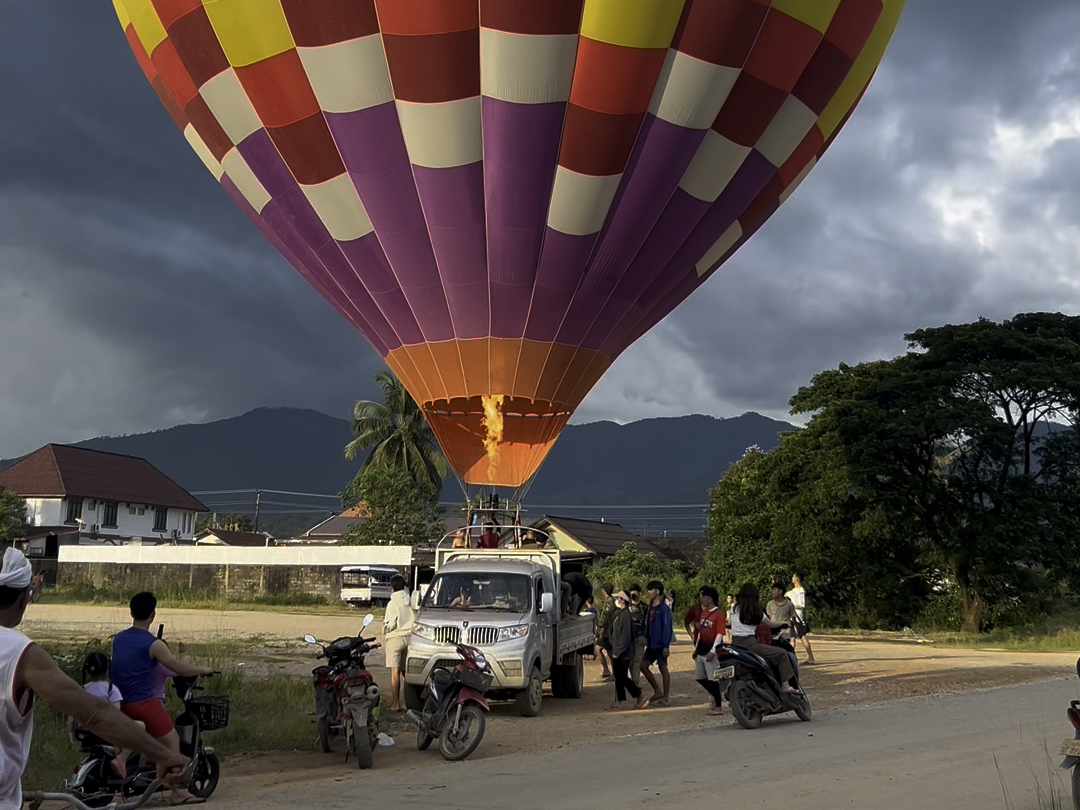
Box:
[433,658,462,672]
[433,627,461,645]
[468,626,499,646]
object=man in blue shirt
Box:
[640,580,674,706]
[112,592,214,806]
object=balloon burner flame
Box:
[481,395,505,483]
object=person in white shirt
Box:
[0,548,186,809]
[786,573,816,664]
[383,575,415,712]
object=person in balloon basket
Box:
[640,580,675,706]
[0,548,188,810]
[112,591,215,806]
[478,525,500,549]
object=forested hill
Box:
[3,407,796,504]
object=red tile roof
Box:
[0,444,206,512]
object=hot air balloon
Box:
[113,0,905,493]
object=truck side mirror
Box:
[411,591,421,610]
[540,592,554,614]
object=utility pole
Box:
[253,490,262,533]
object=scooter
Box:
[713,629,812,730]
[1057,656,1080,809]
[405,641,492,761]
[304,613,382,769]
[69,673,227,806]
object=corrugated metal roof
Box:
[533,515,675,560]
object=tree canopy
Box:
[0,491,29,544]
[339,466,445,547]
[705,313,1080,632]
[344,370,448,494]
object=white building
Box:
[0,443,207,544]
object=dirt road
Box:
[23,603,1077,798]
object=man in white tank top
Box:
[0,548,187,809]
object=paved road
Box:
[206,677,1077,810]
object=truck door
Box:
[536,576,553,675]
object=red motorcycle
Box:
[305,614,381,769]
[406,641,492,761]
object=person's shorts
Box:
[121,697,173,739]
[643,647,669,666]
[384,634,408,668]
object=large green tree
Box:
[344,370,448,493]
[339,467,444,547]
[0,490,29,544]
[790,313,1080,632]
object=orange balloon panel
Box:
[386,339,610,486]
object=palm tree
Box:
[344,370,449,492]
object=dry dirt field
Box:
[22,603,1078,793]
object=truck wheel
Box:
[515,666,543,717]
[550,666,567,698]
[565,654,584,699]
[405,683,425,712]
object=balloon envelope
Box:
[113,0,905,488]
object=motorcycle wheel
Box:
[1072,764,1080,810]
[438,704,486,762]
[188,750,220,798]
[73,767,117,810]
[417,726,434,751]
[728,681,763,730]
[317,715,332,753]
[794,692,812,722]
[352,719,374,769]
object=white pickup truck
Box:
[403,548,596,717]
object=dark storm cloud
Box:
[1,2,1078,455]
[581,0,1080,424]
[0,4,384,456]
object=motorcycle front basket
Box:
[188,695,231,730]
[456,668,493,692]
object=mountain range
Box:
[4,407,797,506]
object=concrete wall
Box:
[57,545,414,602]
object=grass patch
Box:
[23,638,319,791]
[41,580,372,616]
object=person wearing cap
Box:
[604,591,649,710]
[0,548,188,809]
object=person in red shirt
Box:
[691,586,727,716]
[478,525,500,549]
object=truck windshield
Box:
[423,573,531,612]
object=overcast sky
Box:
[1,2,1078,459]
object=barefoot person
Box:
[112,592,214,806]
[640,580,674,706]
[1,549,187,810]
[383,575,414,712]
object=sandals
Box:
[634,694,651,710]
[707,707,724,716]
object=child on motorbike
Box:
[68,652,136,777]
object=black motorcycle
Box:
[70,673,227,806]
[1058,656,1080,809]
[713,632,811,730]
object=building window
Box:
[101,502,119,528]
[86,500,97,512]
[128,506,137,515]
[153,508,168,532]
[65,498,83,524]
[138,507,145,516]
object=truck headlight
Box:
[497,624,530,642]
[412,623,435,640]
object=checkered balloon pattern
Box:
[114,0,905,488]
